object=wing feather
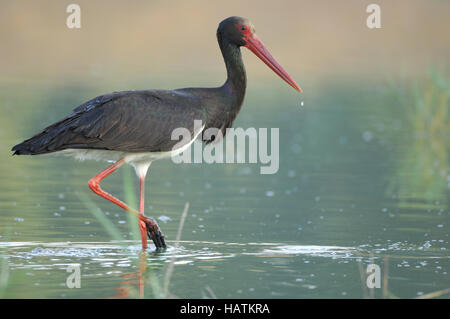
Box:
[12,90,206,155]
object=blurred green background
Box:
[0,0,448,299]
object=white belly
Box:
[59,147,184,163]
[52,125,204,177]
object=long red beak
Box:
[244,34,302,93]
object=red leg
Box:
[138,176,148,249]
[88,158,148,249]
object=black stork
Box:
[11,16,302,251]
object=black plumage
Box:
[12,90,207,154]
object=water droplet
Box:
[362,131,373,142]
[265,191,275,197]
[158,215,172,223]
[287,170,296,178]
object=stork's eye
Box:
[237,24,251,35]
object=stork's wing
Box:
[12,90,206,155]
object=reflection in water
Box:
[2,240,448,298]
[111,252,147,299]
[385,72,449,202]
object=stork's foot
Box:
[145,218,166,250]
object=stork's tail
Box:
[12,138,47,155]
[11,128,64,155]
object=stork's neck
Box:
[218,36,247,106]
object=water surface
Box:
[0,79,448,298]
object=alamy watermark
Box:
[366,263,381,289]
[66,4,381,30]
[66,4,81,29]
[170,120,279,175]
[66,264,81,288]
[366,4,381,29]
